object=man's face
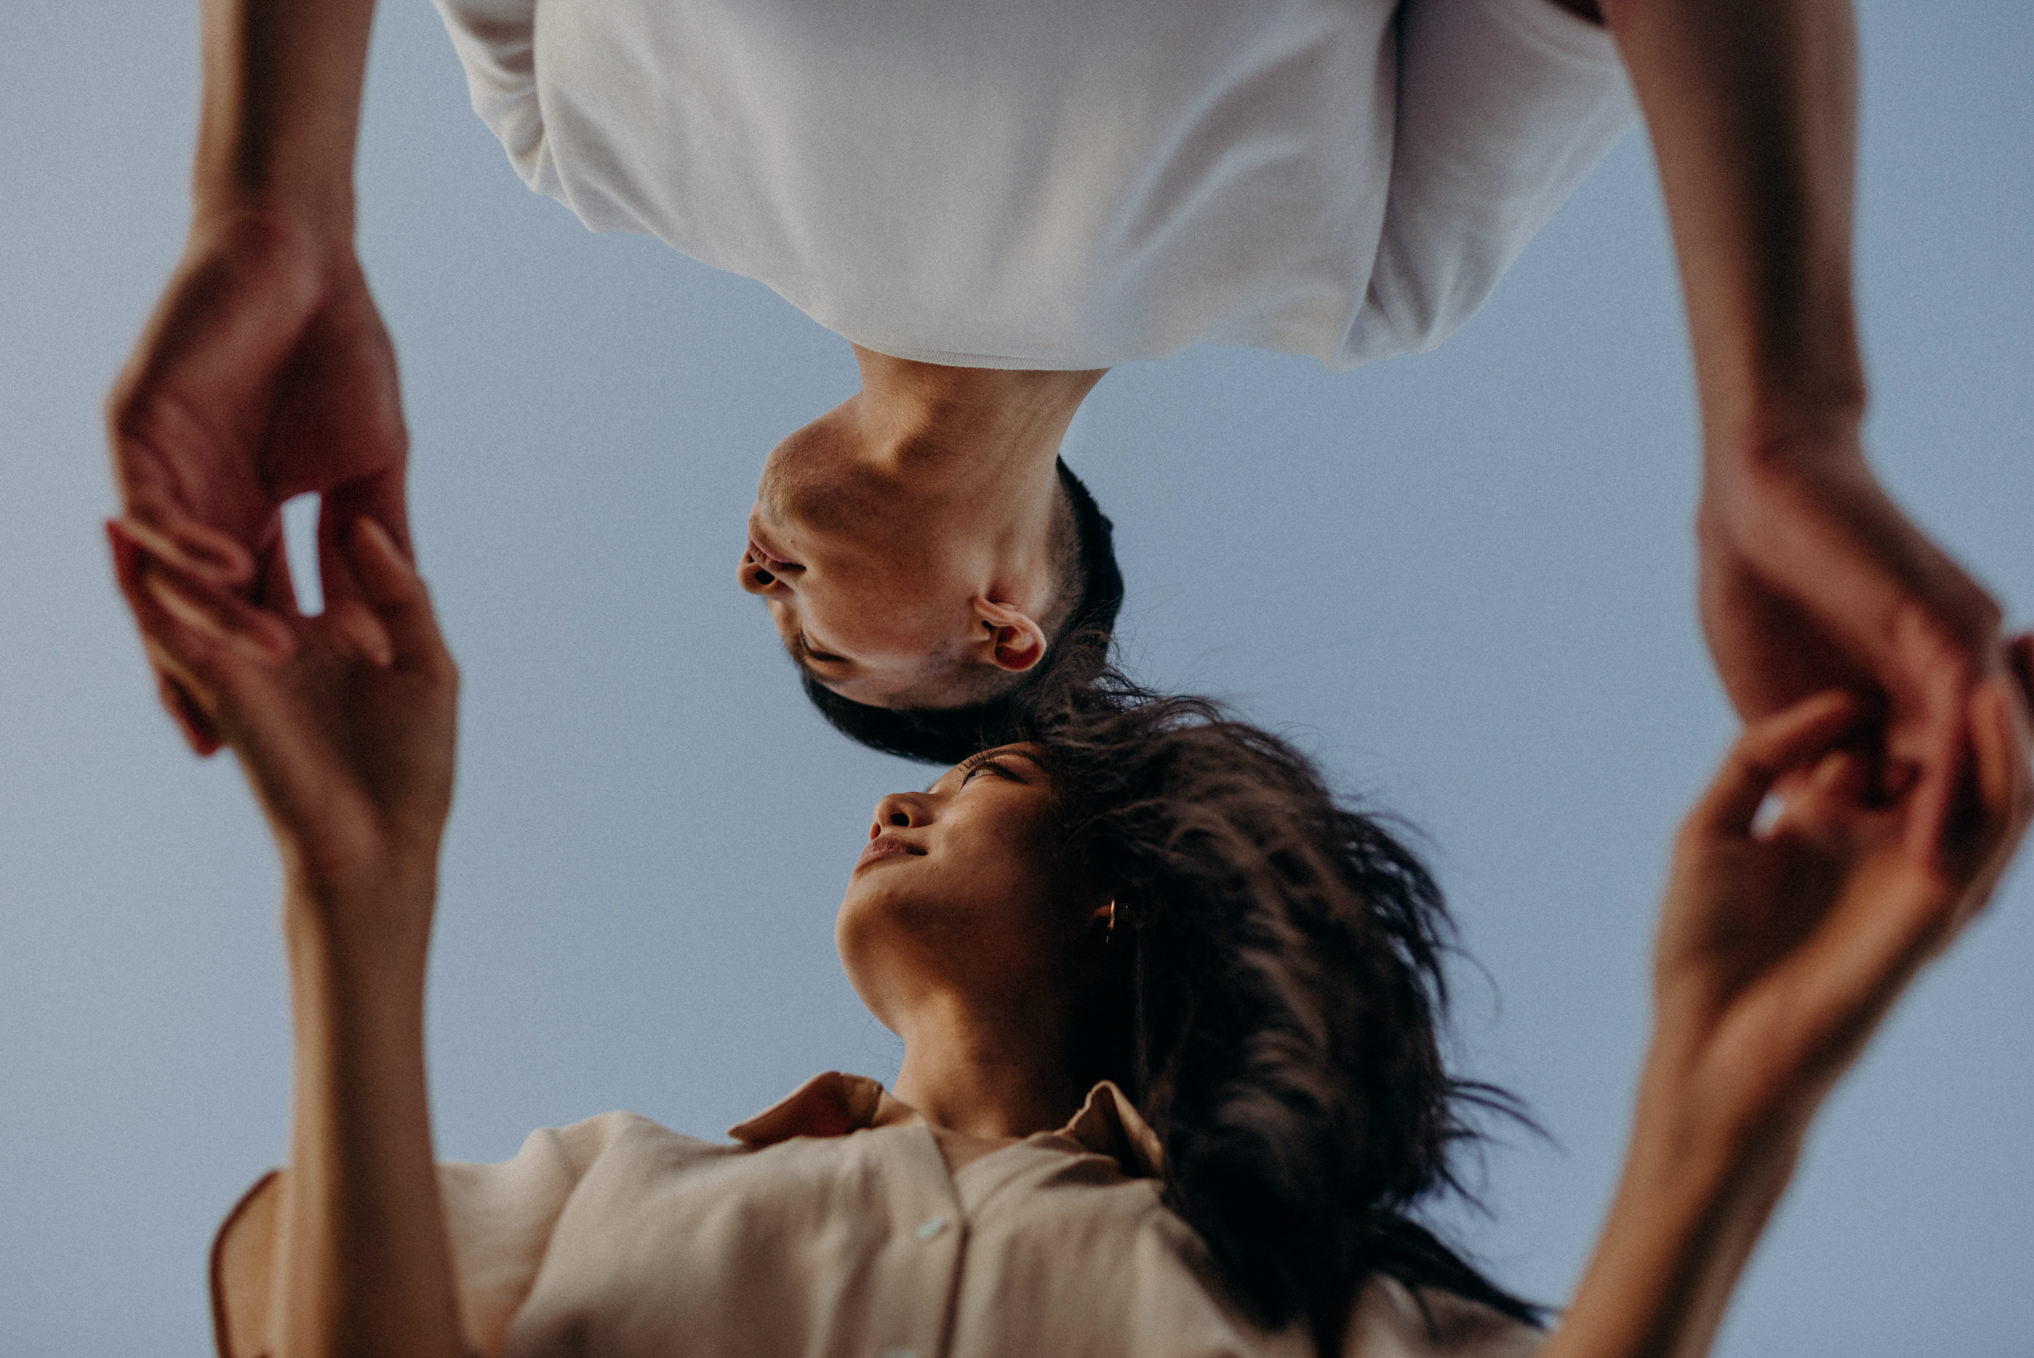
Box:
[739,412,1045,708]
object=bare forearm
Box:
[1539,1058,1803,1358]
[194,0,380,231]
[1603,0,1868,465]
[274,892,462,1358]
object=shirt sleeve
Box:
[430,0,563,200]
[1342,1277,1544,1357]
[208,1114,630,1358]
[1343,0,1636,366]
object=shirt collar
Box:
[727,1071,1165,1180]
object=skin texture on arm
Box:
[114,518,464,1358]
[1597,0,2005,806]
[106,0,408,756]
[1539,662,2033,1358]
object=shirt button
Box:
[913,1215,947,1240]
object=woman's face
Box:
[837,745,1105,1030]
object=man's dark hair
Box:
[799,457,1124,764]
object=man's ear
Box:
[973,597,1048,674]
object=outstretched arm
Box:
[117,518,464,1358]
[1599,0,2004,802]
[1540,658,2032,1358]
[107,0,407,754]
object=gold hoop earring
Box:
[1105,898,1119,945]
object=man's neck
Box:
[849,345,1106,488]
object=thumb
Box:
[2008,634,2034,721]
[348,517,450,674]
[1688,691,1865,839]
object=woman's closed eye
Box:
[954,749,1037,788]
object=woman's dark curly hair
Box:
[1006,644,1539,1354]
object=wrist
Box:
[1700,389,1869,485]
[187,196,357,267]
[282,864,438,981]
[1629,1023,1812,1189]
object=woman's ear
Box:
[973,596,1048,673]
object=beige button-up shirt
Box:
[212,1074,1538,1358]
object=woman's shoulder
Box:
[1343,1275,1543,1358]
[210,1110,725,1358]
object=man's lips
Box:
[855,834,925,873]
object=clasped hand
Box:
[110,515,456,953]
[1646,666,2032,1164]
[105,206,410,757]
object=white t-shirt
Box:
[434,0,1633,371]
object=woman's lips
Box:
[855,834,924,873]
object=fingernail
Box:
[142,573,225,639]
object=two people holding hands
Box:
[118,481,2034,1357]
[106,0,2030,1354]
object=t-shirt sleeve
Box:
[430,0,563,199]
[1343,0,1636,366]
[208,1115,629,1358]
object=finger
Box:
[319,466,413,607]
[1688,690,1866,839]
[140,571,269,691]
[109,516,296,663]
[1898,672,1973,876]
[119,524,290,743]
[135,576,300,777]
[1960,679,2033,897]
[2008,634,2034,721]
[114,499,258,588]
[142,561,296,665]
[331,464,413,562]
[348,516,448,672]
[1768,749,1875,845]
[325,598,396,670]
[251,513,302,618]
[157,670,224,757]
[109,520,230,754]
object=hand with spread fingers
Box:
[109,514,455,938]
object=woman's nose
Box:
[870,792,928,836]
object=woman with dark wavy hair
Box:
[118,519,2032,1358]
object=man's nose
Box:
[738,551,789,595]
[870,792,928,836]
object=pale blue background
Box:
[2,2,2029,1354]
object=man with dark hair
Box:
[796,455,1123,765]
[734,351,1112,717]
[109,0,2009,805]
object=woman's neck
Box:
[891,994,1089,1144]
